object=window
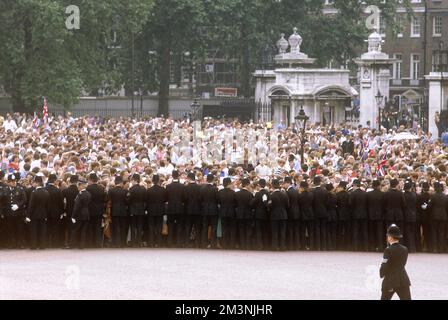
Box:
[393,54,402,79]
[379,16,387,37]
[434,16,442,37]
[411,17,421,37]
[411,54,420,79]
[396,15,404,38]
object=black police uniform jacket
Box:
[269,189,289,220]
[72,190,92,221]
[286,186,300,220]
[383,189,405,222]
[235,188,253,220]
[298,190,314,221]
[166,181,185,216]
[86,183,107,217]
[28,187,50,220]
[336,190,350,221]
[367,189,384,221]
[108,186,128,217]
[127,184,147,216]
[183,182,201,216]
[4,185,27,217]
[200,184,219,216]
[417,191,431,223]
[63,184,79,217]
[350,189,368,220]
[250,189,269,220]
[0,182,9,215]
[218,188,236,218]
[45,184,64,219]
[428,192,448,221]
[403,191,417,223]
[313,186,328,219]
[146,185,167,216]
[380,243,411,291]
[326,192,338,222]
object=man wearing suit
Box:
[3,174,27,248]
[146,174,167,248]
[417,182,431,252]
[350,179,368,251]
[86,172,107,248]
[166,170,185,247]
[325,183,338,251]
[235,178,254,250]
[127,173,147,247]
[108,176,129,248]
[218,177,236,249]
[383,179,405,231]
[268,179,289,251]
[428,182,447,253]
[183,172,201,248]
[27,176,50,250]
[313,176,328,251]
[70,179,91,249]
[336,181,351,251]
[380,224,412,300]
[298,181,314,250]
[45,174,64,248]
[62,175,79,248]
[0,171,8,248]
[403,181,417,253]
[250,179,269,250]
[200,174,219,249]
[285,177,300,250]
[367,180,384,252]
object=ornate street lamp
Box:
[376,89,384,129]
[190,98,200,122]
[295,105,309,165]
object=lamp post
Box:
[190,98,201,122]
[375,89,384,129]
[295,105,309,166]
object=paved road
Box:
[0,249,446,300]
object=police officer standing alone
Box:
[380,224,412,300]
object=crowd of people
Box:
[0,112,447,253]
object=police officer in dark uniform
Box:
[235,178,254,250]
[217,177,236,249]
[199,174,219,248]
[367,180,384,252]
[146,174,167,248]
[403,181,417,253]
[27,176,50,250]
[313,176,328,251]
[86,172,107,248]
[383,179,405,231]
[325,183,337,251]
[166,170,185,247]
[108,176,129,248]
[428,182,447,253]
[350,179,368,251]
[183,172,201,248]
[250,179,269,250]
[285,177,300,250]
[380,224,412,300]
[62,175,79,248]
[70,179,91,249]
[417,182,431,252]
[336,181,350,251]
[127,173,147,247]
[268,179,289,251]
[0,171,8,248]
[45,174,64,248]
[4,174,27,248]
[298,181,314,250]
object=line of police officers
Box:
[0,170,447,253]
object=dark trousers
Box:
[112,216,129,247]
[327,221,337,251]
[287,220,301,250]
[201,215,218,247]
[337,220,351,250]
[47,217,61,248]
[301,220,315,250]
[353,219,368,251]
[70,220,89,249]
[369,220,385,251]
[148,216,163,247]
[130,215,145,247]
[30,219,47,249]
[89,215,103,248]
[422,220,431,252]
[185,215,201,247]
[404,222,417,253]
[271,220,287,250]
[221,217,236,249]
[315,218,328,251]
[237,219,253,250]
[430,220,447,253]
[4,216,26,248]
[254,219,267,250]
[167,214,184,247]
[415,221,423,252]
[381,286,412,300]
